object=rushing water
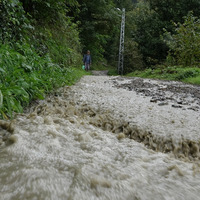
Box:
[0,76,200,200]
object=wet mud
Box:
[113,77,200,111]
[110,77,200,160]
[67,76,200,161]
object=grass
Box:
[184,76,200,85]
[126,65,200,85]
[68,67,91,85]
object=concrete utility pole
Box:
[118,8,125,75]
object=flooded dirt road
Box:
[0,75,200,200]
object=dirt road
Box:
[69,75,200,161]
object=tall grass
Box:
[126,66,200,85]
[0,43,84,119]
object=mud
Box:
[113,77,200,111]
[69,76,200,161]
[91,70,108,76]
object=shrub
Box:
[164,12,200,67]
[0,0,30,43]
[0,43,78,119]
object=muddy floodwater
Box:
[1,75,200,200]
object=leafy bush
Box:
[123,39,144,73]
[77,0,121,62]
[19,0,76,22]
[0,0,30,43]
[31,21,82,68]
[127,1,168,66]
[175,69,200,80]
[164,12,200,67]
[0,0,83,119]
[0,43,81,119]
[126,65,200,84]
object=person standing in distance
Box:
[83,50,92,71]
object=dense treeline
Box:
[75,0,200,71]
[0,0,200,118]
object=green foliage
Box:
[31,20,82,68]
[0,43,82,119]
[128,1,168,66]
[0,0,83,119]
[20,0,76,22]
[164,13,200,67]
[148,0,200,26]
[123,39,143,73]
[77,0,121,62]
[0,0,30,43]
[184,76,200,85]
[126,65,200,84]
[175,69,199,80]
[4,0,200,118]
[107,68,118,76]
[113,0,134,11]
[0,0,82,67]
[125,0,200,69]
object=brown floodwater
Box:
[0,76,200,200]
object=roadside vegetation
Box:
[126,66,200,85]
[0,0,86,119]
[125,7,200,85]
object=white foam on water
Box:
[0,75,200,200]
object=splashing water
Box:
[0,76,200,200]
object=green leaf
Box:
[5,96,12,118]
[0,68,5,73]
[0,90,3,108]
[46,2,50,7]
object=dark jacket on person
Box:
[83,54,92,64]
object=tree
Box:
[19,0,67,22]
[0,0,29,43]
[113,0,134,10]
[164,13,200,67]
[128,1,168,66]
[76,0,120,62]
[147,0,200,31]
